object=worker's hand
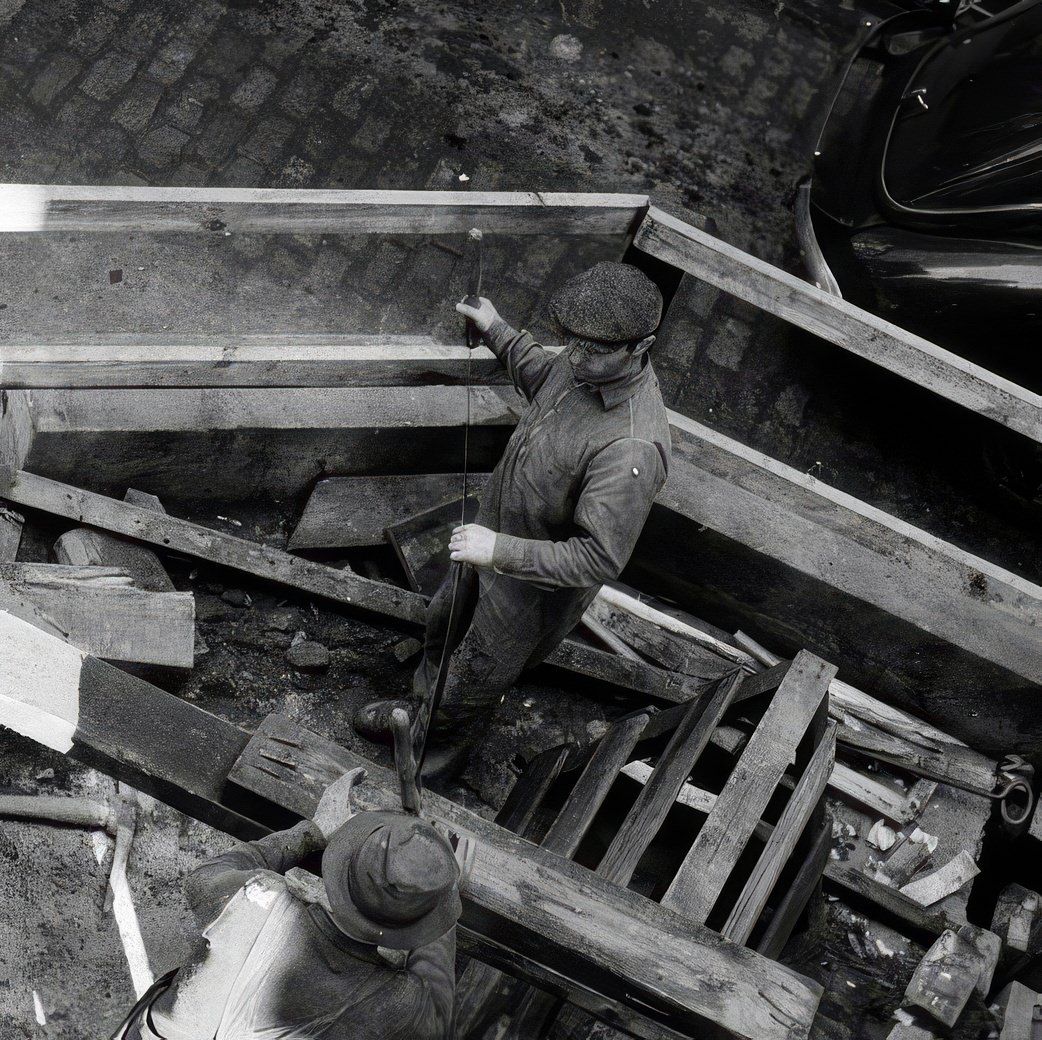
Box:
[312,766,368,841]
[455,296,500,334]
[448,524,496,568]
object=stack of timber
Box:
[0,609,824,1040]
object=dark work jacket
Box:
[145,822,456,1040]
[481,319,670,591]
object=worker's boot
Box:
[353,699,414,746]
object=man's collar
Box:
[593,357,653,409]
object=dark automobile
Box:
[799,0,1042,513]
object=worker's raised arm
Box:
[485,437,667,588]
[456,297,555,402]
[184,820,326,927]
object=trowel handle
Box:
[391,708,421,815]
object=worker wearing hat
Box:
[111,768,471,1040]
[356,261,671,781]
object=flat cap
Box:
[549,261,663,343]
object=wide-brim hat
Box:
[322,810,462,950]
[549,261,663,343]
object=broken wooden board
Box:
[0,506,24,561]
[662,650,836,924]
[386,493,483,595]
[0,568,194,667]
[900,851,980,908]
[903,925,1001,1028]
[633,205,1042,444]
[229,713,823,1040]
[289,473,490,550]
[829,762,922,827]
[0,610,264,838]
[0,184,648,235]
[2,472,708,704]
[0,389,33,488]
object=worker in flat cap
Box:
[356,261,671,780]
[111,767,473,1040]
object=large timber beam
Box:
[0,338,567,390]
[661,411,1042,689]
[0,472,708,704]
[634,206,1042,444]
[0,611,822,1040]
[0,185,648,235]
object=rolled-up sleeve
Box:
[483,319,556,403]
[490,438,665,588]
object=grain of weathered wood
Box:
[230,715,823,1040]
[0,184,648,234]
[55,526,174,593]
[829,762,920,826]
[494,744,572,838]
[290,473,489,550]
[0,507,24,561]
[541,711,651,857]
[583,594,736,679]
[757,823,833,960]
[663,414,1042,688]
[28,386,520,432]
[597,672,742,886]
[662,651,835,923]
[634,205,1042,443]
[723,724,836,945]
[0,578,194,667]
[901,852,980,907]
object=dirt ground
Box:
[0,1,1026,1038]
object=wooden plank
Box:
[0,184,648,235]
[723,724,837,945]
[541,711,651,857]
[756,822,833,960]
[385,494,482,595]
[55,525,174,593]
[900,852,981,907]
[3,472,711,705]
[829,762,920,826]
[903,925,1001,1028]
[634,205,1042,443]
[583,594,737,680]
[662,651,835,923]
[495,744,572,837]
[26,386,520,432]
[0,610,265,838]
[0,563,134,586]
[0,390,34,488]
[289,473,489,550]
[229,714,823,1040]
[662,412,1042,689]
[0,578,195,667]
[597,672,743,886]
[0,506,24,561]
[0,338,565,390]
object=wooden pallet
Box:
[456,650,837,1039]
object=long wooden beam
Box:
[0,185,648,235]
[230,713,822,1040]
[634,206,1042,443]
[662,411,1042,688]
[0,610,822,1040]
[0,471,707,704]
[0,338,567,389]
